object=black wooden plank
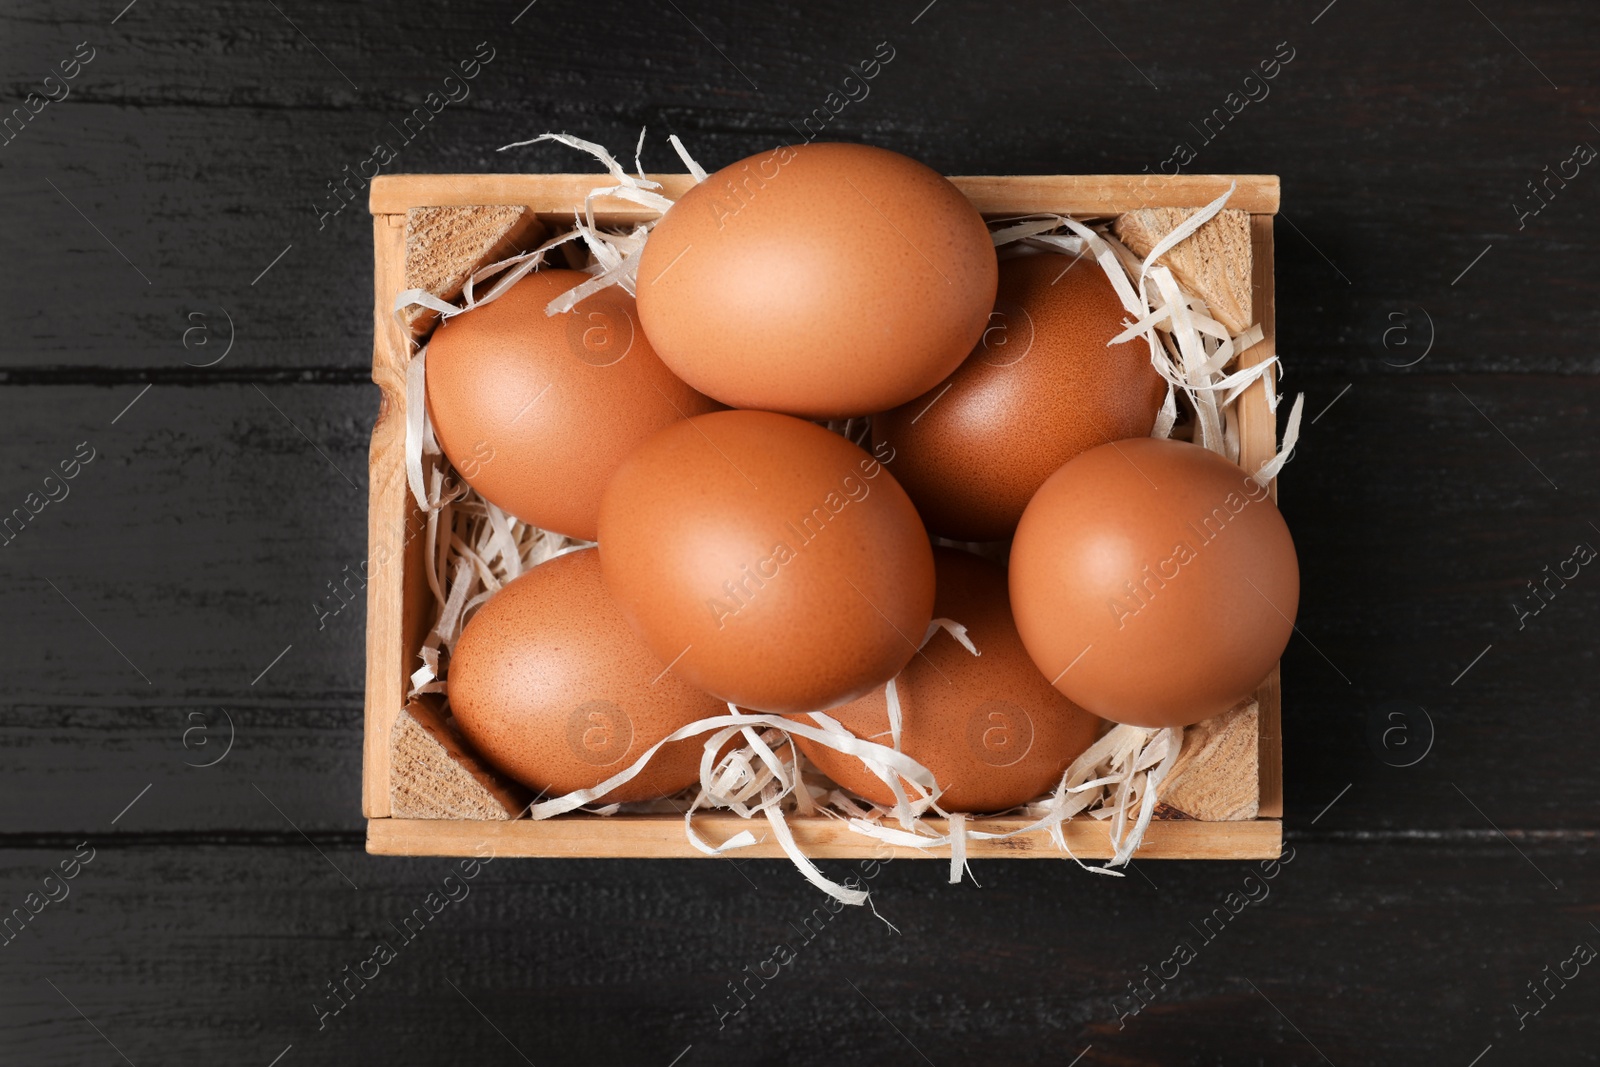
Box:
[1278,370,1600,832]
[0,374,1595,835]
[0,383,372,703]
[0,383,372,830]
[0,2,1595,374]
[0,840,1594,1065]
[0,703,364,835]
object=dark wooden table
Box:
[3,1,1596,1063]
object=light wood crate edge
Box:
[369,173,1280,218]
[1242,214,1283,819]
[368,813,1283,861]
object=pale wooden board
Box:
[362,214,409,818]
[367,812,1282,860]
[402,205,544,334]
[1253,667,1285,819]
[1159,700,1260,821]
[1113,207,1254,334]
[390,696,531,820]
[1242,213,1284,819]
[370,173,1281,218]
[363,215,439,819]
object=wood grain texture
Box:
[1,370,1596,838]
[368,813,1282,861]
[2,0,1597,1060]
[364,215,408,818]
[402,205,544,333]
[1242,213,1286,820]
[1158,700,1260,821]
[389,698,529,820]
[369,172,1280,215]
[1,842,1595,1066]
[1114,207,1254,333]
[2,2,1594,377]
[0,384,374,708]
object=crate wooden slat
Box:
[365,172,1284,859]
[368,812,1282,860]
[1242,212,1284,820]
[362,212,409,820]
[369,173,1280,218]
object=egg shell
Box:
[635,142,998,418]
[425,269,719,541]
[873,252,1167,541]
[447,548,723,802]
[597,409,935,715]
[797,547,1101,813]
[1009,437,1300,729]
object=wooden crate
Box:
[363,173,1284,861]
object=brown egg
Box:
[635,142,998,418]
[598,410,935,714]
[797,547,1101,813]
[872,252,1167,541]
[426,269,719,541]
[1009,438,1299,729]
[447,548,722,802]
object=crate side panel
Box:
[363,214,413,818]
[1242,213,1284,819]
[367,814,1282,861]
[369,173,1281,217]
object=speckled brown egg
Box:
[597,409,935,715]
[1010,438,1300,729]
[426,269,720,541]
[447,548,722,802]
[872,252,1167,541]
[796,547,1101,813]
[635,142,998,418]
